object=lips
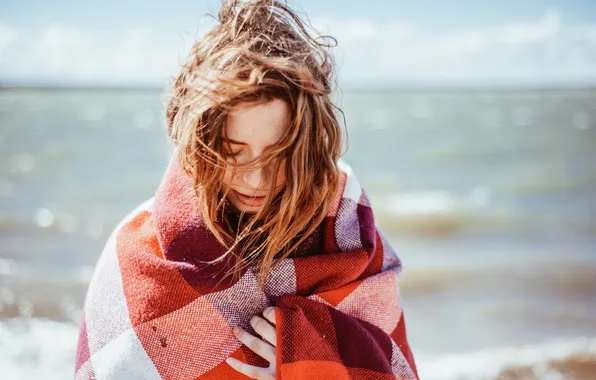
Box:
[236,191,267,198]
[234,190,266,207]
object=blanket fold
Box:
[74,154,418,380]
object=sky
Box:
[1,0,596,88]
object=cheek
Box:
[222,167,238,187]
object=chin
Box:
[234,204,259,214]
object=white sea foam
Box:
[0,318,78,380]
[1,317,594,380]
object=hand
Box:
[226,306,277,379]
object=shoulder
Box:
[101,197,156,249]
[337,159,355,176]
[337,159,364,202]
[113,197,156,233]
[89,197,156,278]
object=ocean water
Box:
[1,87,595,379]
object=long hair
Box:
[165,0,346,290]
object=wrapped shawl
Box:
[74,154,418,379]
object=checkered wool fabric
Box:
[74,154,418,379]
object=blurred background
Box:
[1,0,596,379]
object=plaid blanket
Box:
[74,154,418,379]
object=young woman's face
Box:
[222,98,290,213]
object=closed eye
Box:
[223,149,242,158]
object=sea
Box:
[1,87,595,379]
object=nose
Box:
[242,166,266,191]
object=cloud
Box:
[0,10,595,86]
[0,20,204,86]
[0,23,16,60]
[318,9,596,85]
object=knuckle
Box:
[236,329,250,343]
[250,338,264,353]
[252,316,266,331]
[264,307,274,320]
[250,369,263,379]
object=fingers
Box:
[232,326,276,363]
[250,314,277,347]
[225,357,272,379]
[263,306,276,325]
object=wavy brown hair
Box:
[165,0,346,290]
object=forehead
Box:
[225,98,290,146]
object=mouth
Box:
[234,190,267,207]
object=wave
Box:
[417,337,596,380]
[371,189,596,238]
[371,190,513,237]
[0,258,90,321]
[400,262,596,299]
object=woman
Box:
[75,1,418,379]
